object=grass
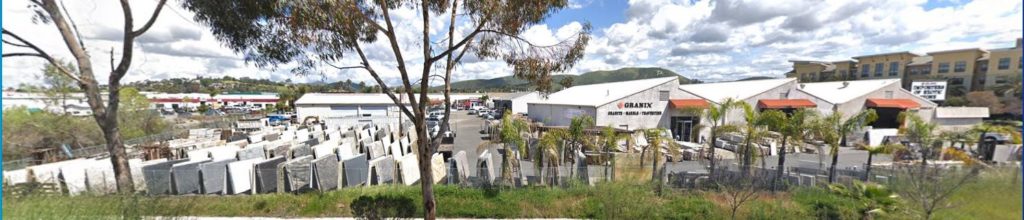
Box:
[5,163,1019,219]
[934,168,1022,220]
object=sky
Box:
[2,0,1022,88]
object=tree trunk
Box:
[828,146,839,183]
[415,121,436,220]
[100,120,134,193]
[639,147,647,167]
[864,153,874,181]
[651,148,658,182]
[709,127,718,177]
[772,135,788,192]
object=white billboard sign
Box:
[911,81,947,101]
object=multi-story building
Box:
[983,39,1023,89]
[790,38,1022,93]
[851,52,919,87]
[788,60,857,82]
[901,48,988,93]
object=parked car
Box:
[468,109,478,115]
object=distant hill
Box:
[125,76,364,94]
[442,67,698,92]
[734,76,777,81]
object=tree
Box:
[182,1,590,217]
[829,181,901,219]
[760,108,816,191]
[812,110,877,183]
[558,77,574,88]
[3,0,170,193]
[736,102,773,177]
[40,61,78,114]
[859,143,902,181]
[703,98,740,177]
[565,115,594,178]
[597,126,628,182]
[966,91,1003,114]
[899,112,939,166]
[497,113,531,185]
[537,129,567,186]
[890,162,979,220]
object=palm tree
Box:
[813,109,878,183]
[496,114,531,185]
[736,102,774,177]
[597,126,628,182]
[828,181,901,219]
[704,98,740,177]
[643,128,680,182]
[859,143,903,181]
[899,112,938,167]
[565,115,594,179]
[536,129,566,186]
[760,108,816,191]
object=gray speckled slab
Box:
[254,157,286,194]
[143,159,188,195]
[200,159,236,194]
[311,155,339,191]
[341,154,368,187]
[171,159,210,195]
[282,155,314,192]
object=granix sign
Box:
[617,102,653,109]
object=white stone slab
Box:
[226,158,261,194]
[85,158,118,194]
[431,153,446,184]
[58,161,89,196]
[389,141,404,157]
[3,169,28,185]
[208,146,242,161]
[478,150,496,184]
[397,154,420,185]
[369,142,387,159]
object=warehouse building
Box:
[527,77,681,131]
[492,92,542,115]
[295,93,483,121]
[791,79,936,127]
[671,78,808,142]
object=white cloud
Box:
[3,0,1021,88]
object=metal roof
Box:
[529,77,679,107]
[678,78,795,103]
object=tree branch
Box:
[2,39,30,48]
[59,0,86,49]
[323,61,367,71]
[378,0,419,114]
[130,0,168,36]
[1,28,81,83]
[353,41,416,120]
[426,22,485,63]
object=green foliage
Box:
[350,194,416,219]
[791,187,864,220]
[828,181,901,219]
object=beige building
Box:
[791,38,1022,93]
[788,60,857,82]
[852,52,918,84]
[983,39,1023,88]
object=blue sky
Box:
[2,0,1022,87]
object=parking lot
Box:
[442,109,492,176]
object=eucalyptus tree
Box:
[3,0,169,193]
[813,110,877,183]
[760,108,816,191]
[181,1,589,217]
[703,98,740,176]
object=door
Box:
[671,116,698,142]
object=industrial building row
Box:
[291,76,987,147]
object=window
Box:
[889,62,899,76]
[884,91,894,99]
[998,58,1010,69]
[839,70,848,79]
[874,63,884,76]
[996,76,1009,84]
[937,62,950,73]
[954,61,966,72]
[810,73,817,81]
[156,104,165,108]
[861,64,870,77]
[979,62,988,73]
[659,90,670,101]
[949,77,964,85]
[921,66,931,75]
[779,91,790,99]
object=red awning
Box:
[757,99,817,109]
[865,98,920,109]
[669,99,709,109]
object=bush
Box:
[351,194,416,219]
[791,187,862,220]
